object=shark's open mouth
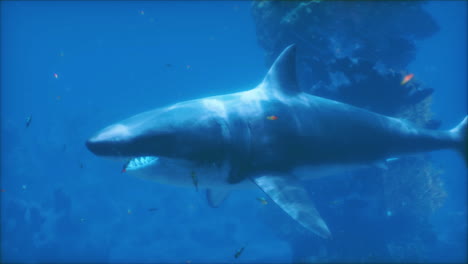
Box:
[124,156,159,171]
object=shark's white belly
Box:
[127,156,367,190]
[127,157,253,189]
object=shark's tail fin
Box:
[450,116,468,166]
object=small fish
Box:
[25,115,32,127]
[1,189,5,192]
[80,218,86,223]
[256,197,268,205]
[266,115,278,121]
[191,171,199,192]
[140,10,145,15]
[234,246,245,259]
[165,63,172,67]
[186,65,191,70]
[400,73,414,85]
[56,96,61,100]
[385,157,399,163]
[127,209,132,214]
[53,73,59,79]
[79,162,84,169]
[148,208,158,212]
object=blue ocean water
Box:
[1,1,466,263]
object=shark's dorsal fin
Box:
[263,44,300,95]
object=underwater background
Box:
[1,1,466,263]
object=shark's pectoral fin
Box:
[206,189,230,208]
[251,174,331,239]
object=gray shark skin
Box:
[86,45,467,239]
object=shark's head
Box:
[86,99,229,170]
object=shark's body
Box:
[86,45,467,238]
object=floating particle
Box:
[165,63,172,67]
[1,189,5,192]
[256,197,268,205]
[186,65,191,70]
[59,51,65,57]
[54,73,59,79]
[400,73,414,85]
[148,208,158,212]
[140,10,145,15]
[56,96,61,100]
[22,185,27,190]
[80,162,84,169]
[80,218,86,223]
[127,209,132,214]
[386,210,392,217]
[266,115,278,121]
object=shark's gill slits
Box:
[125,156,159,170]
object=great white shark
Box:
[86,45,467,238]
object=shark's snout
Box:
[85,136,112,156]
[85,123,134,157]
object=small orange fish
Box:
[401,73,414,85]
[266,115,278,121]
[256,197,268,205]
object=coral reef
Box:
[252,1,438,69]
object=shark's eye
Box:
[126,156,159,170]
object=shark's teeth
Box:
[126,156,159,170]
